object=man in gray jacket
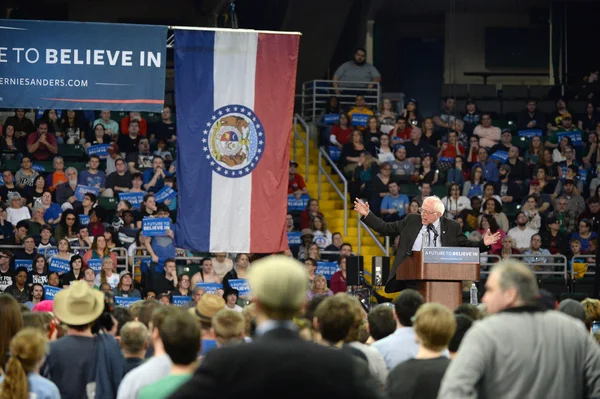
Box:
[438,260,600,399]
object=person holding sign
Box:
[347,95,374,130]
[223,254,250,292]
[172,274,192,297]
[82,235,117,269]
[78,155,106,196]
[190,258,222,288]
[85,124,112,150]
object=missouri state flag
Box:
[174,28,300,253]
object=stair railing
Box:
[292,114,310,182]
[357,213,389,256]
[317,147,347,236]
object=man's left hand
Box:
[483,229,502,246]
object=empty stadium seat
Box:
[475,100,502,115]
[529,85,553,100]
[502,100,525,114]
[469,84,497,99]
[442,84,469,99]
[501,85,529,99]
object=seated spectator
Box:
[153,258,178,295]
[522,195,542,232]
[300,242,320,262]
[61,109,87,145]
[473,113,501,149]
[552,136,572,163]
[300,198,324,230]
[583,131,599,168]
[0,250,14,291]
[540,216,569,254]
[223,288,243,312]
[92,110,119,135]
[130,172,146,194]
[42,109,64,143]
[76,225,92,248]
[548,196,576,234]
[433,97,456,134]
[5,267,31,303]
[571,218,597,253]
[304,257,318,284]
[507,212,538,252]
[53,238,73,262]
[377,98,397,134]
[333,48,381,94]
[143,156,171,194]
[516,99,546,131]
[437,131,465,171]
[88,208,105,238]
[389,116,412,146]
[330,113,352,149]
[496,165,521,204]
[60,255,84,287]
[134,194,157,228]
[105,142,120,175]
[460,99,481,136]
[0,205,14,242]
[82,234,117,269]
[27,205,45,236]
[104,228,120,250]
[369,162,396,215]
[222,253,251,292]
[558,180,586,217]
[26,175,47,208]
[0,170,22,204]
[505,146,529,183]
[78,155,107,196]
[462,165,484,198]
[404,129,435,167]
[389,146,415,180]
[15,235,37,263]
[413,182,432,205]
[557,145,580,178]
[118,120,142,155]
[311,215,332,250]
[25,283,45,309]
[420,118,438,148]
[151,105,177,144]
[555,165,584,194]
[0,124,26,161]
[330,256,348,294]
[479,198,508,232]
[2,220,28,246]
[40,192,62,226]
[114,271,141,297]
[55,167,80,211]
[212,252,233,279]
[29,254,49,285]
[341,130,372,176]
[120,111,147,136]
[74,192,98,217]
[127,137,153,174]
[348,95,376,128]
[93,257,119,288]
[288,160,308,197]
[490,129,513,156]
[26,121,58,161]
[7,192,31,226]
[154,139,173,162]
[0,328,60,398]
[569,238,588,278]
[307,274,333,300]
[366,115,384,143]
[441,183,471,220]
[493,235,519,261]
[523,234,551,269]
[472,148,499,182]
[525,136,545,166]
[376,133,394,163]
[524,179,553,214]
[15,156,40,189]
[579,197,600,231]
[120,321,150,374]
[380,181,409,222]
[54,210,80,241]
[3,108,35,139]
[386,303,455,399]
[549,113,582,148]
[190,257,223,287]
[416,155,439,185]
[477,215,505,253]
[172,274,192,297]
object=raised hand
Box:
[353,198,370,217]
[483,229,502,246]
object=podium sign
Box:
[423,247,479,264]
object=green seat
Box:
[142,112,161,124]
[504,202,519,218]
[432,185,448,198]
[59,144,85,158]
[400,184,420,197]
[98,197,118,210]
[3,159,20,172]
[68,162,88,171]
[512,136,529,150]
[33,161,53,173]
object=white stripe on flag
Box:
[209,31,258,252]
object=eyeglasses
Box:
[66,217,76,221]
[418,207,437,216]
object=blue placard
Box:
[423,247,480,264]
[195,282,223,294]
[172,296,190,307]
[43,248,58,258]
[580,169,588,181]
[0,175,4,186]
[351,113,369,127]
[74,185,99,202]
[142,217,171,236]
[489,151,508,162]
[15,259,33,272]
[329,145,341,161]
[79,214,90,225]
[87,259,102,273]
[316,261,339,280]
[438,157,454,163]
[323,114,340,125]
[154,186,177,203]
[229,279,250,296]
[118,192,144,210]
[0,19,167,112]
[518,129,543,138]
[87,144,110,157]
[43,285,62,299]
[287,194,309,212]
[114,296,139,307]
[37,110,63,119]
[32,164,46,173]
[49,257,70,273]
[287,232,302,246]
[557,131,584,146]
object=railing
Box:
[131,255,208,280]
[318,147,347,236]
[301,80,381,122]
[293,113,310,182]
[480,253,569,280]
[572,255,596,280]
[357,213,389,257]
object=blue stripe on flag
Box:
[173,30,215,251]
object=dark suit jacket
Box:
[168,327,383,399]
[362,213,490,293]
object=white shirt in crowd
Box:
[94,273,119,289]
[507,226,537,249]
[441,196,472,220]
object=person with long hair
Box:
[191,257,223,287]
[462,165,485,198]
[477,215,505,253]
[60,255,84,287]
[376,133,394,163]
[341,129,368,175]
[571,219,598,253]
[28,254,49,286]
[311,215,333,250]
[402,98,422,127]
[223,253,251,291]
[462,98,481,135]
[0,124,26,161]
[552,135,573,163]
[113,271,141,297]
[82,235,117,269]
[479,198,509,233]
[329,113,352,150]
[525,135,545,166]
[447,155,468,188]
[172,274,192,297]
[578,101,599,134]
[583,132,600,168]
[306,274,333,300]
[330,256,347,294]
[537,148,560,181]
[421,117,438,148]
[53,238,73,262]
[377,98,397,134]
[408,200,420,215]
[94,257,119,288]
[522,195,542,232]
[0,328,60,399]
[85,123,111,149]
[417,155,439,185]
[300,198,324,230]
[135,194,157,229]
[365,116,381,145]
[60,109,87,145]
[54,209,79,241]
[442,184,471,220]
[0,294,23,370]
[350,151,379,202]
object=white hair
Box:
[422,196,445,215]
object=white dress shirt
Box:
[412,217,442,251]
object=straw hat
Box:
[53,280,105,325]
[190,293,225,322]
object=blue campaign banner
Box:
[115,296,138,307]
[37,109,62,119]
[489,151,508,162]
[557,131,584,146]
[195,282,223,294]
[49,257,70,273]
[323,114,340,125]
[32,164,46,173]
[15,259,33,272]
[580,169,588,181]
[438,157,454,163]
[287,232,302,246]
[329,145,341,161]
[87,259,102,273]
[287,194,309,211]
[351,113,369,127]
[0,20,167,112]
[119,192,144,210]
[79,214,90,225]
[518,129,543,138]
[154,186,177,203]
[43,248,58,258]
[87,144,110,158]
[0,175,4,186]
[229,279,250,296]
[316,261,339,280]
[172,296,190,307]
[43,285,62,299]
[142,217,171,236]
[74,185,99,201]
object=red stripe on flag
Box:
[40,98,163,104]
[250,33,300,253]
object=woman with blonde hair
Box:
[0,328,60,399]
[350,151,379,203]
[307,275,333,300]
[311,215,332,250]
[94,257,119,289]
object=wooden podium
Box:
[396,248,480,309]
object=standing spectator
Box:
[438,260,600,399]
[367,305,396,343]
[26,121,58,161]
[120,111,147,136]
[151,106,177,144]
[333,48,381,94]
[15,156,40,189]
[119,321,150,374]
[433,97,456,133]
[386,303,455,399]
[516,99,546,131]
[92,110,119,135]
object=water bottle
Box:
[470,283,478,306]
